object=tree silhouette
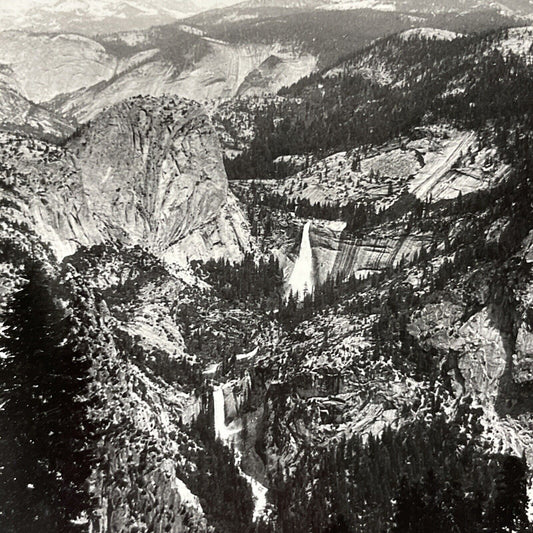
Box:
[0,262,95,532]
[489,454,528,532]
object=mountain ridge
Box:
[0,0,245,35]
[0,95,251,264]
[1,14,533,533]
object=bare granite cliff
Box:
[312,221,430,283]
[50,40,317,124]
[282,220,430,293]
[70,96,250,264]
[0,96,251,265]
[0,31,120,103]
[0,64,74,140]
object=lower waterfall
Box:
[212,386,268,521]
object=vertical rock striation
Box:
[0,95,251,266]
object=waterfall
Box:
[213,386,226,440]
[241,471,268,521]
[213,386,242,441]
[212,385,268,521]
[287,220,314,300]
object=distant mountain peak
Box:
[0,0,244,35]
[236,0,533,14]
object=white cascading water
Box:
[212,386,268,520]
[287,220,314,300]
[214,386,242,441]
[241,471,268,521]
[213,386,226,440]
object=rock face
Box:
[289,221,431,284]
[454,307,510,403]
[0,132,106,259]
[0,32,121,103]
[0,66,74,139]
[59,267,208,533]
[51,40,318,123]
[279,219,431,297]
[514,323,533,384]
[49,58,181,124]
[174,40,316,101]
[236,52,318,97]
[409,298,514,404]
[0,96,251,265]
[0,29,317,133]
[399,27,461,41]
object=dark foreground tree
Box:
[489,454,529,533]
[0,262,95,532]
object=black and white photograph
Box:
[0,0,533,531]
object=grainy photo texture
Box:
[0,1,532,532]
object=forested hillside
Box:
[225,28,533,181]
[189,8,519,67]
[2,16,533,533]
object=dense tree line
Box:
[204,9,517,70]
[195,253,284,308]
[225,30,533,182]
[99,27,209,71]
[0,261,97,532]
[189,25,533,533]
[114,328,204,391]
[177,254,284,376]
[252,188,430,232]
[267,400,528,532]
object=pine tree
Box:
[489,454,528,532]
[0,262,94,532]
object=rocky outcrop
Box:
[60,267,208,533]
[71,96,247,262]
[286,220,431,285]
[513,323,533,384]
[51,40,318,123]
[0,96,251,265]
[0,31,121,103]
[454,307,510,403]
[0,63,74,140]
[48,58,181,124]
[236,52,318,97]
[399,27,461,41]
[172,40,315,101]
[409,300,511,403]
[163,191,251,265]
[0,29,316,129]
[510,271,533,385]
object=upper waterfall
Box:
[287,221,314,300]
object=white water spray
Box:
[213,386,226,440]
[287,221,314,300]
[241,471,268,521]
[213,386,241,441]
